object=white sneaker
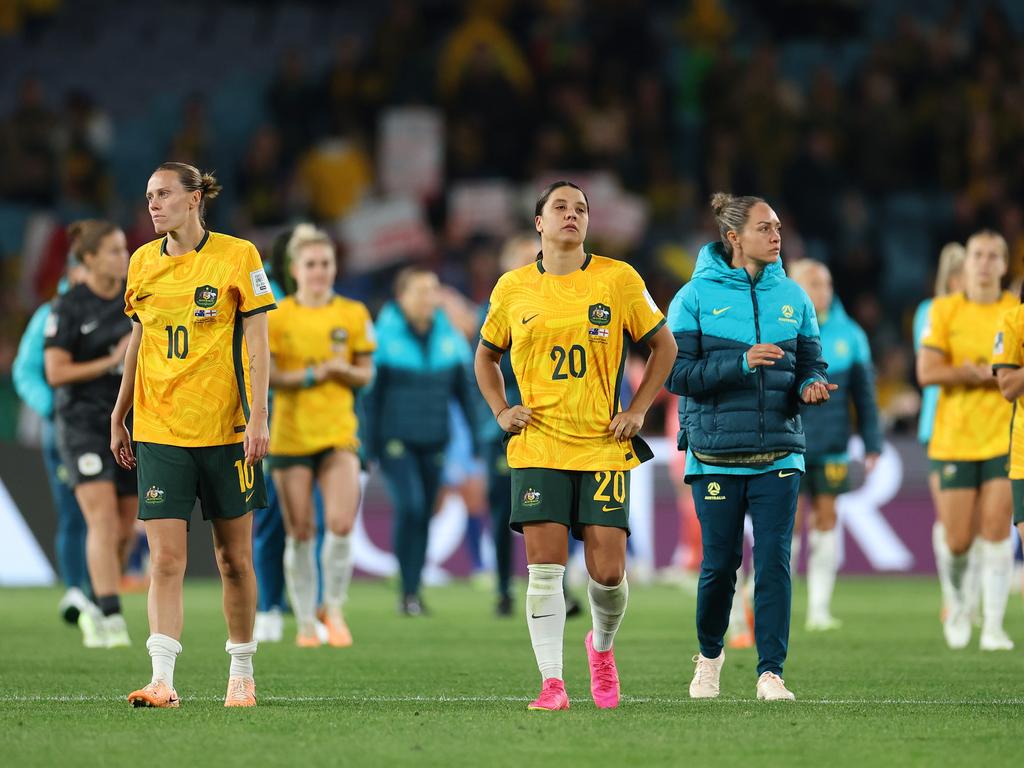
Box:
[806,613,842,632]
[103,613,131,647]
[756,671,795,701]
[254,609,284,643]
[689,652,724,699]
[943,609,971,650]
[980,625,1014,651]
[58,587,90,625]
[78,606,107,648]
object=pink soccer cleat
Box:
[585,630,621,709]
[527,678,570,711]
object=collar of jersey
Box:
[536,251,592,274]
[161,230,210,256]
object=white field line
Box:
[1,694,1022,706]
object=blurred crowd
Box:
[1,0,1023,440]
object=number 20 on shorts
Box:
[593,470,626,503]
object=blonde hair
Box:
[934,242,966,296]
[710,192,767,258]
[787,258,828,285]
[965,229,1009,263]
[286,223,335,263]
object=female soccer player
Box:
[111,162,276,708]
[912,243,966,619]
[667,193,832,702]
[790,259,882,631]
[268,224,375,647]
[363,267,478,615]
[993,282,1024,581]
[476,181,676,711]
[917,230,1016,651]
[44,220,135,648]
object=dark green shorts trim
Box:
[137,441,266,530]
[801,460,850,497]
[510,467,630,541]
[1012,479,1024,525]
[266,447,340,473]
[931,455,1009,490]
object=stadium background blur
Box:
[0,0,1023,565]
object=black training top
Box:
[44,281,132,429]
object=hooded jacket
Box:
[666,242,828,462]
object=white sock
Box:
[807,528,838,620]
[225,639,257,679]
[964,539,983,622]
[790,535,802,575]
[526,564,566,681]
[588,575,628,652]
[147,633,182,688]
[727,567,746,637]
[932,522,955,613]
[284,537,317,635]
[980,537,1013,632]
[321,531,354,611]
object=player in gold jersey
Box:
[111,163,276,708]
[917,230,1016,651]
[267,224,375,648]
[993,281,1024,559]
[476,182,676,710]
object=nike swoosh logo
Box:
[522,314,539,324]
[530,613,555,619]
[135,293,153,301]
[711,306,731,316]
[778,471,797,478]
[81,321,100,334]
[601,505,623,512]
[245,491,255,502]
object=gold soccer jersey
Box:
[993,303,1024,478]
[921,291,1016,461]
[480,254,665,471]
[124,232,277,447]
[268,295,376,455]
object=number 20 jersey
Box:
[480,254,665,471]
[124,231,277,447]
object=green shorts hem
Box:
[800,460,851,497]
[1012,479,1024,525]
[510,467,630,541]
[930,456,1009,490]
[266,447,346,473]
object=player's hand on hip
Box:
[745,344,785,369]
[110,418,136,470]
[498,405,533,434]
[609,408,644,441]
[800,381,838,404]
[244,415,270,465]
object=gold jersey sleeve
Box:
[993,304,1024,478]
[923,292,1016,461]
[481,254,665,471]
[125,232,277,447]
[269,295,376,455]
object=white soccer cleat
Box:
[103,614,131,648]
[979,626,1014,651]
[756,672,796,701]
[78,606,107,648]
[806,613,842,632]
[943,609,971,650]
[254,609,284,643]
[58,587,90,625]
[689,652,724,699]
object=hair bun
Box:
[710,192,734,216]
[200,172,222,200]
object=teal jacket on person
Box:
[13,302,55,418]
[913,298,938,444]
[362,302,478,459]
[799,297,882,459]
[666,241,828,461]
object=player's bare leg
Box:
[76,480,131,647]
[806,495,841,631]
[582,525,627,708]
[523,522,569,711]
[276,466,320,646]
[212,514,258,706]
[317,450,360,647]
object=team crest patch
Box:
[77,453,103,477]
[194,285,218,308]
[145,486,166,505]
[331,328,349,344]
[704,481,726,501]
[994,331,1004,355]
[522,488,541,507]
[778,304,798,324]
[589,303,611,326]
[943,464,957,478]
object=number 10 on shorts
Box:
[233,459,255,492]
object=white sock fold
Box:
[980,537,1013,633]
[284,537,317,635]
[588,575,628,652]
[225,639,257,679]
[807,528,838,620]
[964,539,983,622]
[526,564,566,681]
[147,633,182,688]
[321,531,354,611]
[933,522,955,613]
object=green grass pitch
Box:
[3,576,1022,767]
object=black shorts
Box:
[55,419,136,497]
